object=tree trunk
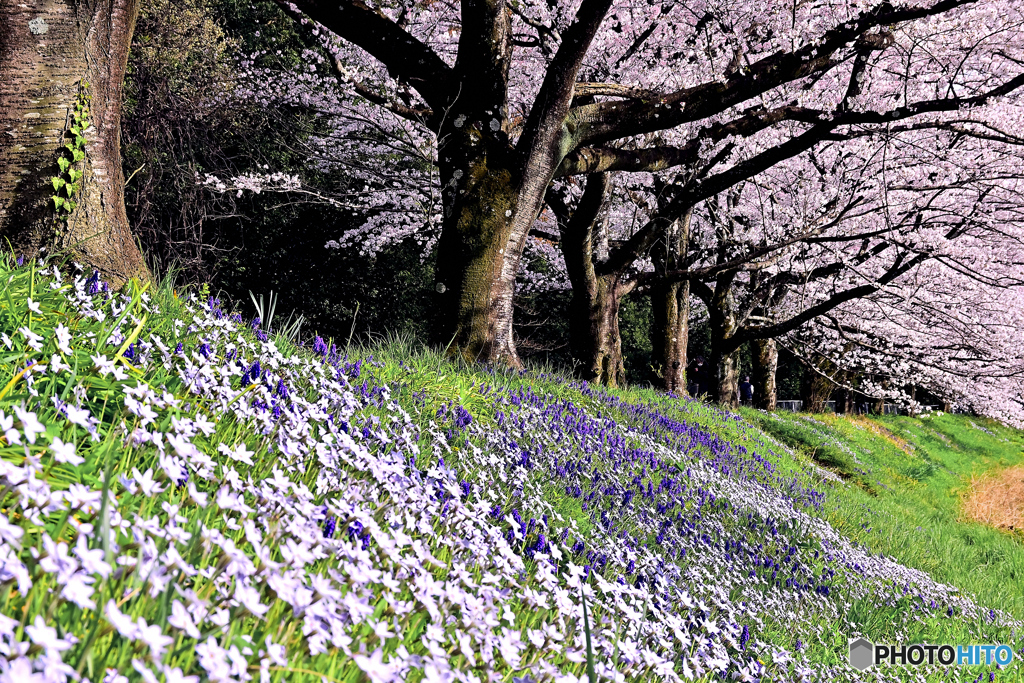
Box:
[803,368,834,413]
[570,274,627,387]
[556,173,629,386]
[0,0,148,284]
[433,134,521,365]
[650,280,689,393]
[713,348,740,408]
[752,337,778,411]
[650,210,691,394]
[707,270,741,409]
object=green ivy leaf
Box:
[68,169,82,183]
[74,135,86,148]
[57,157,70,173]
[72,149,85,162]
[51,177,65,192]
[66,182,79,196]
[52,196,64,209]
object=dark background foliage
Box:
[122,0,818,400]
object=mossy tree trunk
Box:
[650,210,692,394]
[0,0,148,284]
[752,337,778,411]
[555,173,631,387]
[707,271,741,408]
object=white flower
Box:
[50,353,70,373]
[91,353,117,376]
[74,534,111,578]
[106,600,139,639]
[218,442,254,466]
[234,581,269,617]
[137,619,174,659]
[54,323,72,354]
[50,438,83,465]
[188,481,208,508]
[65,404,94,430]
[0,514,23,547]
[161,667,199,683]
[131,467,165,496]
[26,615,72,654]
[168,600,201,639]
[26,298,41,314]
[14,406,44,444]
[19,326,43,351]
[60,571,96,609]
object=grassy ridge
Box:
[0,257,1022,681]
[748,409,1024,623]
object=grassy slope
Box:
[2,258,1024,681]
[746,409,1024,623]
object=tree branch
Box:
[275,0,455,112]
[568,0,977,147]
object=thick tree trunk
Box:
[555,173,629,386]
[752,337,778,411]
[713,348,740,408]
[651,280,689,393]
[0,0,147,284]
[432,118,566,368]
[433,135,522,365]
[707,271,741,409]
[570,274,627,387]
[650,210,691,394]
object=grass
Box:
[749,408,1024,620]
[1,256,1024,681]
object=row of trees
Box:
[3,0,1024,421]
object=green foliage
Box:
[51,87,90,221]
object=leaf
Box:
[582,589,596,683]
[52,196,64,209]
[75,135,86,148]
[68,169,81,183]
[57,157,70,172]
[72,149,85,162]
[66,183,79,197]
[51,177,65,192]
[69,126,80,136]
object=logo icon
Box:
[849,638,874,671]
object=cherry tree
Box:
[678,121,1024,407]
[261,0,1024,367]
[787,266,1024,424]
[0,0,148,283]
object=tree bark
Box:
[707,270,742,408]
[0,0,148,284]
[752,337,778,411]
[713,348,740,408]
[555,173,629,386]
[570,273,627,387]
[650,210,691,394]
[650,280,689,393]
[803,363,835,413]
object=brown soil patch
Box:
[963,466,1024,530]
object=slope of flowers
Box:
[0,258,1019,683]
